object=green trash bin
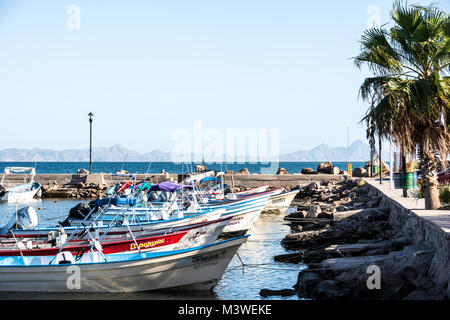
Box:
[373,165,379,175]
[401,172,416,190]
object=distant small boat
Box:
[0,167,41,203]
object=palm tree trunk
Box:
[379,134,382,184]
[421,153,441,210]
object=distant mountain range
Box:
[0,140,388,162]
[0,145,173,162]
[280,140,389,162]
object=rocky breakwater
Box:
[41,181,109,199]
[268,179,448,300]
[40,169,127,199]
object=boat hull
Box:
[233,185,269,195]
[0,217,231,256]
[0,186,41,203]
[0,236,248,292]
[221,201,268,233]
[7,210,224,239]
[263,190,299,214]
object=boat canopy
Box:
[199,176,222,184]
[135,182,152,191]
[149,182,193,193]
[95,197,137,207]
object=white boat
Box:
[264,189,300,214]
[0,167,41,203]
[220,194,271,233]
[0,236,248,292]
[7,207,226,239]
[101,193,270,235]
[233,185,269,196]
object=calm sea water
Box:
[0,161,365,175]
[0,199,304,300]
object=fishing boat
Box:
[0,215,232,256]
[3,206,226,239]
[0,236,248,292]
[263,189,300,214]
[203,191,272,234]
[102,188,273,234]
[0,167,41,203]
[233,185,270,196]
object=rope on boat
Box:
[227,262,302,272]
[10,230,25,261]
[236,253,245,274]
[229,253,304,273]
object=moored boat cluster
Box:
[0,171,299,293]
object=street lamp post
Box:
[88,112,94,174]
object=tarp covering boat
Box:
[199,176,222,184]
[149,182,193,193]
[135,182,152,191]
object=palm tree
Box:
[354,1,450,209]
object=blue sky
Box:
[0,0,448,154]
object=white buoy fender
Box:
[16,206,38,230]
[0,206,39,234]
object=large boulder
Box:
[295,271,323,297]
[259,288,296,298]
[77,168,89,174]
[195,165,207,172]
[115,170,129,175]
[352,167,368,177]
[317,162,334,174]
[236,168,250,175]
[276,168,289,175]
[331,166,340,175]
[313,280,346,300]
[301,168,317,174]
[306,204,322,218]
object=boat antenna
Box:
[15,201,18,230]
[144,161,152,181]
[120,152,129,172]
[347,112,351,175]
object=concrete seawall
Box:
[1,172,348,198]
[364,179,449,293]
[1,173,179,187]
[223,174,348,188]
[2,173,349,189]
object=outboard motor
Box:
[0,185,6,198]
[225,193,237,200]
[59,203,92,226]
[0,206,38,234]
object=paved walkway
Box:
[365,178,450,234]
